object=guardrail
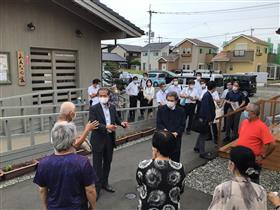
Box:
[0,105,158,153]
[0,87,126,109]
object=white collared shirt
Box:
[88,85,100,105]
[166,85,182,97]
[199,87,208,101]
[144,87,155,100]
[100,103,111,125]
[156,89,167,105]
[180,87,199,104]
[194,79,202,96]
[126,81,139,96]
[212,90,220,101]
[221,89,229,99]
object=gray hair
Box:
[166,91,179,101]
[249,103,260,116]
[51,122,77,152]
[59,102,75,115]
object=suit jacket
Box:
[156,105,186,135]
[89,103,123,152]
[199,91,216,122]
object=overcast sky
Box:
[101,0,280,51]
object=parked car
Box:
[149,70,179,85]
[223,74,257,96]
[148,72,166,87]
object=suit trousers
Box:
[195,131,209,155]
[129,96,138,121]
[92,134,114,193]
[184,103,196,131]
[170,135,182,163]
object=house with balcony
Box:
[141,42,171,71]
[158,38,218,71]
[111,44,142,68]
[212,34,269,73]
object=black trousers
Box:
[92,135,114,193]
[138,91,145,116]
[129,96,138,121]
[170,135,182,163]
[225,108,241,140]
[184,103,196,131]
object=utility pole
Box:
[147,4,152,71]
[250,28,254,36]
[157,36,163,43]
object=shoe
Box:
[200,152,214,160]
[223,137,230,142]
[186,130,191,135]
[102,184,115,193]
[96,191,100,201]
[193,148,199,153]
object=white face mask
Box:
[232,86,238,91]
[133,80,138,84]
[173,81,178,85]
[166,101,176,109]
[99,97,109,104]
[189,85,194,89]
[197,76,201,80]
[201,84,206,88]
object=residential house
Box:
[141,42,171,71]
[102,52,127,70]
[212,34,269,73]
[158,39,218,71]
[0,0,143,103]
[111,44,142,68]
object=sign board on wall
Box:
[17,50,26,86]
[0,52,11,84]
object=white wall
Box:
[141,45,169,70]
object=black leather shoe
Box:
[102,184,115,193]
[193,148,199,153]
[96,191,100,201]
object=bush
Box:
[104,61,119,71]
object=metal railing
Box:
[0,106,158,153]
[0,88,127,108]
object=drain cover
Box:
[125,192,137,200]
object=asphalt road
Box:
[0,132,215,210]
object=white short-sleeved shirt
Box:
[180,87,199,104]
[126,81,139,96]
[199,88,208,101]
[156,90,167,105]
[88,85,100,105]
[221,89,229,99]
[194,79,202,96]
[166,85,182,97]
[212,90,220,101]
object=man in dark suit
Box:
[156,91,186,162]
[194,81,216,160]
[89,88,128,199]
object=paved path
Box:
[0,132,215,210]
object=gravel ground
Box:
[186,157,280,209]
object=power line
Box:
[152,3,279,15]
